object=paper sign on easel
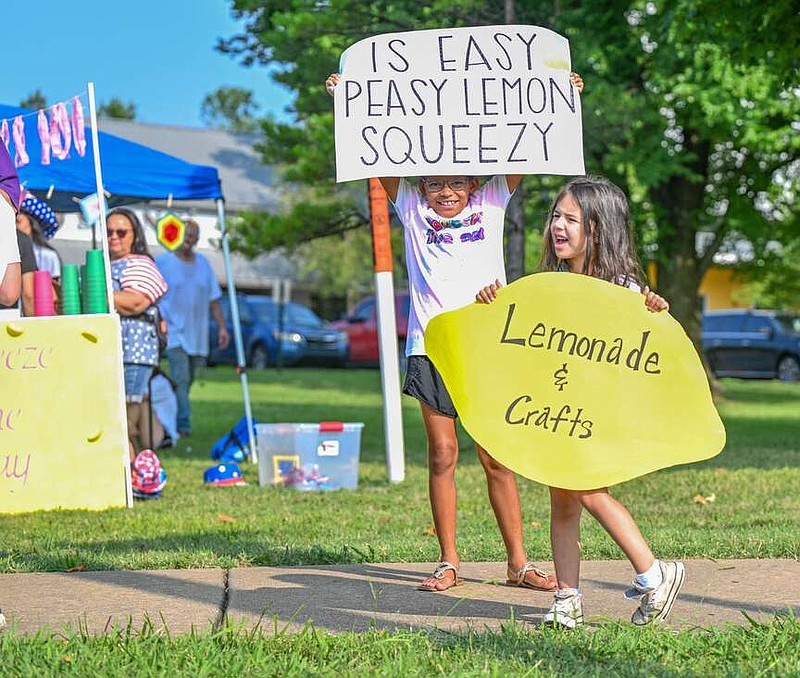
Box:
[0,315,129,513]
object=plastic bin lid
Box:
[256,422,364,432]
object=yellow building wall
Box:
[646,263,751,310]
[699,267,752,310]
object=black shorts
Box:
[402,355,457,418]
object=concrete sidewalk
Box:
[1,559,796,636]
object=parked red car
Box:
[332,292,410,365]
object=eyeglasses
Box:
[421,177,471,193]
[107,228,131,238]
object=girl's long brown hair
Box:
[21,210,63,269]
[538,176,645,287]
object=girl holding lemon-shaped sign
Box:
[430,177,724,628]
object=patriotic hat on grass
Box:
[204,463,246,487]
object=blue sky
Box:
[1,0,294,127]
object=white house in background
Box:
[52,119,305,299]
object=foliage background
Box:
[213,0,798,329]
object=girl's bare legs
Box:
[476,446,534,577]
[418,403,460,590]
[549,486,584,589]
[580,488,655,575]
[550,486,655,590]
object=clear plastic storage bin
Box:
[256,422,364,490]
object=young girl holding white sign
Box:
[327,71,584,594]
[475,175,682,628]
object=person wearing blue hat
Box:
[16,193,62,283]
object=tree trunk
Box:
[503,0,526,282]
[651,132,710,344]
[655,212,725,401]
[655,210,703,342]
[505,185,525,281]
[650,133,723,399]
[505,0,515,23]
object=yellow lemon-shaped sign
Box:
[426,273,725,490]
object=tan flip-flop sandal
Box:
[417,561,462,592]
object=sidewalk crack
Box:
[213,568,231,631]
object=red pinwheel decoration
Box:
[156,212,185,250]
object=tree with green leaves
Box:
[98,98,136,120]
[201,86,261,133]
[220,0,798,340]
[20,89,47,111]
[567,0,799,339]
[736,240,800,312]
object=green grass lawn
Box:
[1,369,798,572]
[2,617,798,677]
[2,368,798,675]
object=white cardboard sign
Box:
[334,25,585,182]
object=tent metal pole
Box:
[216,198,258,464]
[88,81,133,508]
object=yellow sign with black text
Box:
[426,273,726,490]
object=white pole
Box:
[375,271,405,482]
[86,83,114,314]
[367,178,405,483]
[215,198,258,464]
[88,81,133,508]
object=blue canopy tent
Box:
[0,104,222,210]
[0,101,257,463]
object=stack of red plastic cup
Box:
[33,270,55,316]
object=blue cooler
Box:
[256,422,364,490]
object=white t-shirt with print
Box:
[392,176,511,356]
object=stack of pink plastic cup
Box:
[33,270,55,316]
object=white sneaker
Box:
[0,608,5,630]
[625,561,685,626]
[542,591,584,629]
